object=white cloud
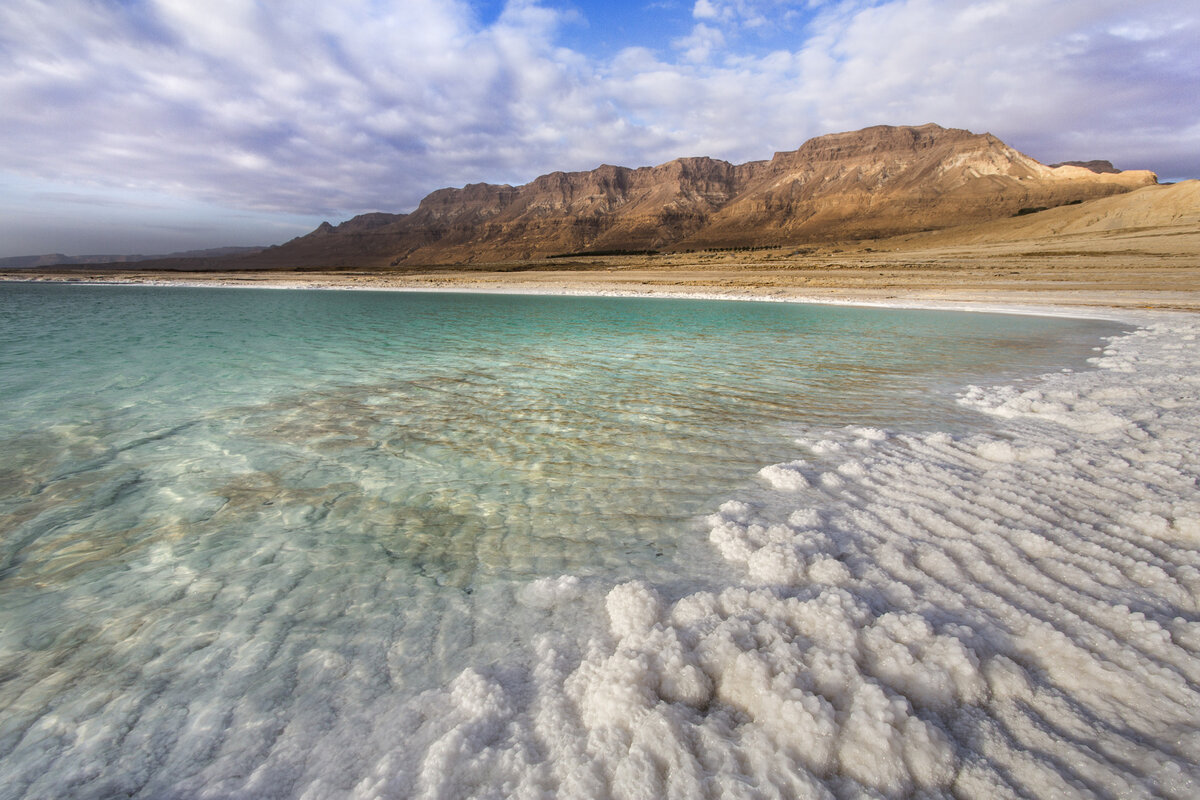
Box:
[0,0,619,217]
[690,0,796,28]
[675,23,727,62]
[0,0,1196,254]
[608,0,1200,175]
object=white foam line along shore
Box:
[4,274,1140,322]
[374,306,1199,799]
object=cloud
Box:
[613,0,1200,176]
[0,0,621,217]
[0,170,322,255]
[691,0,807,28]
[788,0,1200,175]
[0,0,1196,247]
[674,23,727,62]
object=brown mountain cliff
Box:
[244,123,1155,268]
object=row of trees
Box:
[547,244,779,258]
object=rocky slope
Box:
[242,124,1157,268]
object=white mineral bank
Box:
[5,310,1200,799]
[400,313,1200,800]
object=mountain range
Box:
[231,123,1152,269]
[0,246,263,270]
[10,124,1161,270]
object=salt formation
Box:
[394,315,1200,799]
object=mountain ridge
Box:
[7,124,1158,269]
[0,246,264,269]
[241,123,1152,268]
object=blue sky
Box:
[1,0,1197,257]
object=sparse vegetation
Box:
[1015,199,1084,217]
[547,249,659,258]
[697,245,774,253]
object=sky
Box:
[1,0,1197,257]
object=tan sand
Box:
[6,251,1197,313]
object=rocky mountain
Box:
[237,123,1158,268]
[1049,160,1121,174]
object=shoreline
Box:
[3,268,1190,324]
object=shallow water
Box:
[0,284,1129,797]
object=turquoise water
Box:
[0,283,1123,797]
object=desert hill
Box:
[879,179,1199,255]
[963,179,1198,239]
[236,123,1155,269]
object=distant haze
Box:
[1,0,1196,258]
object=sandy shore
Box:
[6,246,1199,314]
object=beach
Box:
[6,230,1200,312]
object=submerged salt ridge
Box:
[386,315,1200,800]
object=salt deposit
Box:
[385,312,1200,799]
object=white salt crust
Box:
[388,314,1200,799]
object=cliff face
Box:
[690,125,1156,247]
[248,124,1156,267]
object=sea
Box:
[7,283,1196,799]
